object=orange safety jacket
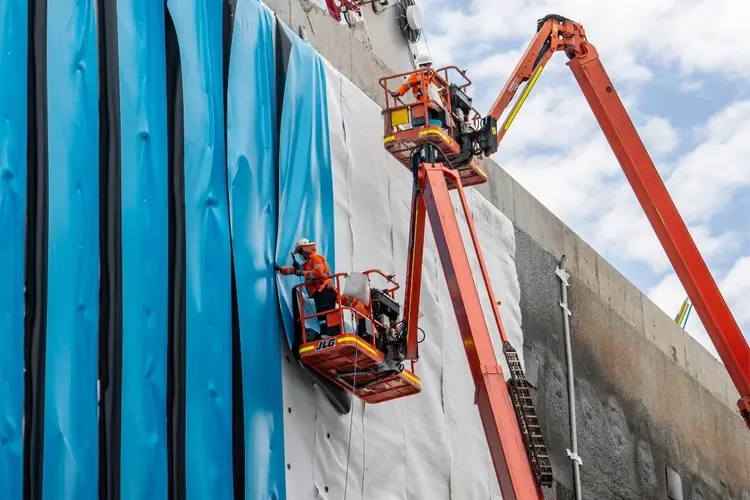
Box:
[341,295,369,319]
[279,252,332,297]
[395,69,445,111]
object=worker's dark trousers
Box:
[313,285,339,337]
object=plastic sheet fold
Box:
[43,1,100,497]
[275,24,335,347]
[227,1,286,497]
[0,2,27,497]
[117,0,169,496]
[167,0,233,497]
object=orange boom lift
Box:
[294,13,750,499]
[377,12,750,499]
[380,67,550,500]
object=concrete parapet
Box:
[596,254,645,333]
[351,38,389,107]
[476,158,516,222]
[512,179,565,260]
[684,334,735,410]
[642,293,687,369]
[574,232,599,293]
[264,0,291,24]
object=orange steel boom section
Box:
[490,14,750,427]
[293,271,421,404]
[404,158,543,499]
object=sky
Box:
[413,0,750,359]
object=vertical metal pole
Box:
[556,255,582,500]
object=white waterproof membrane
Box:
[282,61,523,499]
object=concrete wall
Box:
[261,1,750,497]
[515,227,750,499]
[359,0,417,72]
[263,0,411,107]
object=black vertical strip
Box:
[274,18,292,141]
[229,251,244,500]
[223,0,236,117]
[165,7,187,500]
[221,2,246,499]
[23,0,49,498]
[97,0,123,498]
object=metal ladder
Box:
[503,341,553,487]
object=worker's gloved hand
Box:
[273,263,281,272]
[295,269,305,277]
[390,90,399,98]
[292,260,300,270]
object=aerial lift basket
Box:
[293,271,421,404]
[380,66,488,189]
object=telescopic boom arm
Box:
[486,14,750,427]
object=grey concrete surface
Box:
[359,0,416,72]
[264,0,397,107]
[516,229,750,499]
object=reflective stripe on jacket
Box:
[280,251,332,296]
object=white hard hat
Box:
[295,237,316,253]
[416,53,432,67]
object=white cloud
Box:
[499,137,621,224]
[640,116,678,156]
[687,226,741,263]
[467,49,524,82]
[420,0,750,80]
[721,256,750,326]
[648,273,685,318]
[668,100,750,223]
[679,80,704,93]
[490,83,748,275]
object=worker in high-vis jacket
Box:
[390,53,447,127]
[275,237,339,337]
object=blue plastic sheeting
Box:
[117,0,169,496]
[43,1,100,498]
[0,2,27,498]
[227,1,287,498]
[167,0,233,497]
[275,25,335,347]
